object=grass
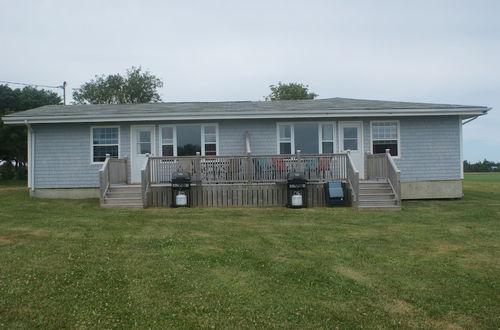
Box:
[0,175,498,329]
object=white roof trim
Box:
[2,107,490,124]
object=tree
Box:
[73,66,163,104]
[266,82,318,101]
[0,85,61,172]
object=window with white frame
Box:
[92,127,119,162]
[203,125,217,155]
[371,121,399,156]
[278,124,292,154]
[160,124,218,156]
[278,123,335,154]
[161,126,174,156]
[320,124,335,153]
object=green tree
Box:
[73,66,163,104]
[266,82,318,101]
[0,85,61,172]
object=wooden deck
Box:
[99,151,400,209]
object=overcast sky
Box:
[1,0,499,161]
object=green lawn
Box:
[0,176,498,329]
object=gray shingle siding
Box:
[395,116,461,182]
[219,120,277,155]
[31,116,461,188]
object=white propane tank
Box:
[291,192,303,207]
[176,192,188,206]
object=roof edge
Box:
[2,107,490,124]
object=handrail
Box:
[346,151,360,204]
[140,154,151,208]
[147,153,348,184]
[98,154,111,205]
[385,149,401,205]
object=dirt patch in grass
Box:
[431,319,466,330]
[432,242,462,255]
[0,237,14,244]
[386,299,415,315]
[335,265,371,284]
[0,187,27,191]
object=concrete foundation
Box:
[30,188,100,199]
[401,180,462,200]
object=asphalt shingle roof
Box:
[2,97,490,123]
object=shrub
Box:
[0,162,15,180]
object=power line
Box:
[0,80,64,89]
[0,80,68,105]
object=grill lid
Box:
[171,171,191,183]
[287,172,306,183]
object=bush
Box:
[0,162,15,180]
[16,166,27,180]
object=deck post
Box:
[195,152,201,183]
[246,151,252,183]
[296,149,302,173]
[385,149,391,178]
[123,156,129,184]
[105,153,110,185]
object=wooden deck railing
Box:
[346,151,359,204]
[146,153,348,184]
[365,150,401,205]
[141,155,152,207]
[386,150,401,206]
[98,155,111,205]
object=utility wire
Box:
[0,80,64,89]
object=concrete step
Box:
[358,193,395,201]
[106,192,142,199]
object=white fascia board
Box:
[2,107,490,124]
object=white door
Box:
[339,121,364,178]
[131,125,155,183]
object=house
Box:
[2,97,490,209]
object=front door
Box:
[339,121,364,178]
[131,125,155,183]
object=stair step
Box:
[101,203,144,209]
[358,205,401,211]
[106,192,142,198]
[358,193,395,201]
[108,187,141,193]
[358,200,398,207]
[359,183,390,189]
[104,197,143,205]
[360,188,393,194]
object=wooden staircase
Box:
[101,184,143,208]
[358,180,400,210]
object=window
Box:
[320,124,335,153]
[137,129,152,154]
[343,127,358,151]
[160,124,218,156]
[278,124,292,154]
[161,126,174,156]
[371,121,399,156]
[203,125,217,155]
[92,127,119,162]
[294,123,319,154]
[278,122,335,154]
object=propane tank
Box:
[291,192,303,207]
[176,192,188,206]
